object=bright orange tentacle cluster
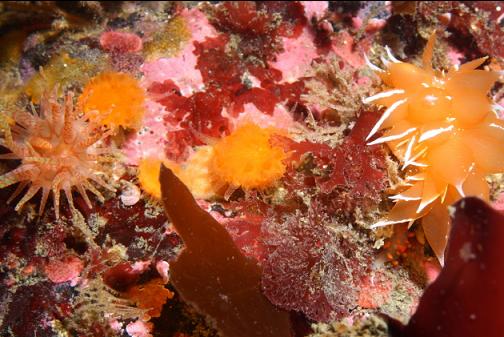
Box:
[0,89,114,218]
[137,123,287,200]
[366,34,504,262]
[210,123,287,190]
[78,72,145,132]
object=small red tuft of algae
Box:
[100,31,143,53]
[160,166,292,337]
[261,209,369,322]
[277,110,387,213]
[44,255,83,284]
[259,111,385,321]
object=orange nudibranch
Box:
[365,33,504,263]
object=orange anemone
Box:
[366,33,503,263]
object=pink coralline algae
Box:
[141,8,217,95]
[122,99,174,165]
[100,31,144,72]
[301,0,328,21]
[231,103,295,130]
[269,26,319,83]
[126,320,154,337]
[120,12,217,165]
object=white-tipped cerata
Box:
[402,136,416,168]
[385,46,401,63]
[362,89,405,104]
[406,173,425,182]
[366,98,408,141]
[380,55,390,68]
[402,142,428,170]
[490,122,504,132]
[389,194,421,201]
[364,54,384,73]
[371,218,415,229]
[416,195,438,214]
[367,127,416,145]
[418,125,454,143]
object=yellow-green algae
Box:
[143,15,191,60]
[24,52,107,103]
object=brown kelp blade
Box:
[160,165,292,337]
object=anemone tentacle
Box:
[0,90,114,217]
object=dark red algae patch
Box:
[276,110,387,214]
[159,166,293,337]
[389,197,504,337]
[261,210,368,322]
[257,111,385,322]
[2,282,73,337]
[74,193,181,261]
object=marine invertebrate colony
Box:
[137,123,287,200]
[211,123,287,190]
[0,89,114,218]
[79,72,145,131]
[366,34,504,262]
[137,157,164,199]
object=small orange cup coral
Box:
[366,34,503,263]
[210,123,287,190]
[78,72,145,131]
[0,89,114,218]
